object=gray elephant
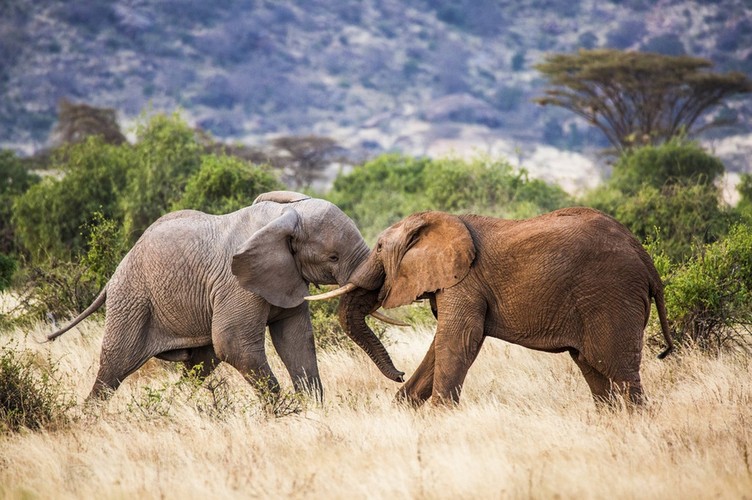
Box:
[47,191,403,400]
[309,207,674,406]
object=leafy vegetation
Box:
[665,224,752,353]
[5,111,285,321]
[0,346,74,432]
[609,138,725,195]
[171,155,282,214]
[120,113,203,242]
[329,153,572,243]
[584,139,732,264]
[12,137,134,261]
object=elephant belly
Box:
[150,291,213,339]
[485,302,583,353]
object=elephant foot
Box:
[592,380,645,411]
[86,379,117,401]
[393,387,429,408]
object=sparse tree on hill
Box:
[534,49,752,151]
[49,99,126,147]
[271,135,344,189]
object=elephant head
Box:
[230,191,370,308]
[232,191,405,382]
[307,211,476,372]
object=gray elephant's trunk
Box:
[337,288,404,383]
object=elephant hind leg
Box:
[88,316,157,400]
[89,348,155,400]
[568,350,643,407]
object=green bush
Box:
[736,173,752,214]
[171,155,283,214]
[329,154,571,243]
[0,346,74,432]
[612,182,731,263]
[328,154,435,243]
[11,137,133,261]
[120,112,202,242]
[584,140,732,264]
[665,223,752,353]
[80,212,128,290]
[610,138,724,196]
[13,259,100,324]
[0,253,16,291]
[0,150,40,255]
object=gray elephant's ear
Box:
[231,208,308,308]
[383,212,475,309]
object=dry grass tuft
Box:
[0,317,750,499]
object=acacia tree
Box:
[271,135,345,189]
[49,99,126,147]
[535,49,752,150]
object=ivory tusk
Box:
[369,310,410,327]
[304,282,357,301]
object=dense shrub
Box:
[665,224,752,353]
[612,182,730,263]
[0,346,74,432]
[172,155,283,214]
[14,259,101,323]
[0,150,40,255]
[0,253,16,291]
[11,137,133,261]
[609,138,724,196]
[120,113,202,242]
[585,140,731,263]
[329,154,571,243]
[80,212,128,290]
[736,173,752,214]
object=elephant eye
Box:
[376,243,383,252]
[328,254,339,262]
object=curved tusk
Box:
[369,310,409,327]
[304,282,357,301]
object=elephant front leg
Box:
[268,304,323,402]
[395,338,436,407]
[430,292,486,405]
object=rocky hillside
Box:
[2,0,751,189]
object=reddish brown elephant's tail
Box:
[45,287,107,342]
[651,282,674,359]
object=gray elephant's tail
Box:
[45,287,107,342]
[651,281,674,359]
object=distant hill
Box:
[2,0,751,189]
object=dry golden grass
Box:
[1,315,751,499]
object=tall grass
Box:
[0,314,750,498]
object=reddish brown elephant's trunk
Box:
[337,288,404,382]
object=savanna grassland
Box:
[1,301,750,499]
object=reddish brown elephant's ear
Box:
[383,212,475,309]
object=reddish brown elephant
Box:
[309,207,673,406]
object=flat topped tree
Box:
[534,49,752,150]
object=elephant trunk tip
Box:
[383,369,405,383]
[657,345,673,359]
